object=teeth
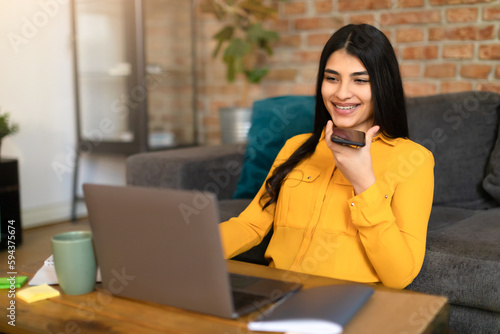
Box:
[335,104,357,110]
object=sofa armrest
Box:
[126,143,246,200]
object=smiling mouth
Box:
[334,104,359,110]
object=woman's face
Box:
[321,49,374,133]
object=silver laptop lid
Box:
[83,183,235,318]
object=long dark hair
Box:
[261,24,409,209]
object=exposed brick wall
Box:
[144,0,196,147]
[194,0,500,144]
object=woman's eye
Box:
[325,76,338,82]
[355,78,369,83]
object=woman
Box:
[219,24,434,289]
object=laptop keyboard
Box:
[229,273,260,289]
[228,272,301,317]
[229,273,273,315]
[231,290,271,315]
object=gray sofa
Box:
[126,91,500,334]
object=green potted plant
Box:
[0,112,20,159]
[206,0,281,143]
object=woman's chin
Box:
[331,120,356,129]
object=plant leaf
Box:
[222,38,251,82]
[223,38,252,61]
[213,26,234,58]
[245,68,269,84]
[240,0,278,21]
[226,58,236,82]
[246,23,279,51]
[0,113,19,139]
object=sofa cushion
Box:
[483,120,500,204]
[233,96,315,199]
[407,207,500,313]
[448,304,500,334]
[407,91,500,209]
[427,206,478,231]
[126,144,244,200]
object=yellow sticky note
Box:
[17,284,60,303]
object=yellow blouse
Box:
[219,130,435,289]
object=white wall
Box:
[0,0,126,229]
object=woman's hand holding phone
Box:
[326,120,380,195]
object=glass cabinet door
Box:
[76,0,133,142]
[70,0,197,220]
[143,0,197,149]
[72,0,197,153]
[73,0,145,154]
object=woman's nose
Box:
[335,81,353,100]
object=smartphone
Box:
[330,127,366,148]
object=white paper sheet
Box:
[28,255,102,286]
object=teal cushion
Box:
[233,95,315,199]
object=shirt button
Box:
[384,195,388,199]
[351,202,355,206]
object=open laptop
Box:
[83,183,301,319]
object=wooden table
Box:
[2,258,448,334]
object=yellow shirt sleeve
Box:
[349,142,435,288]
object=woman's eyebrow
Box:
[324,69,369,77]
[324,69,339,75]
